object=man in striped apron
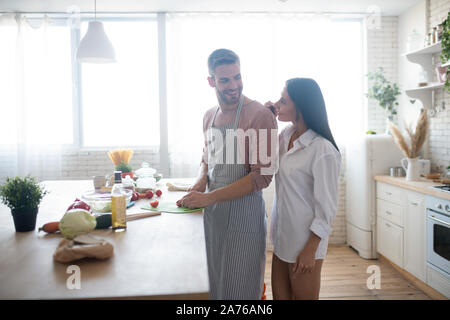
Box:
[178,49,277,299]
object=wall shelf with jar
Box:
[402,24,446,111]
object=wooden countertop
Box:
[374,176,450,201]
[0,179,209,299]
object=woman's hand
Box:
[292,247,316,277]
[264,101,280,116]
[177,191,215,209]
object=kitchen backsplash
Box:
[427,0,450,173]
[60,148,161,180]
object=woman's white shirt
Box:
[270,126,341,262]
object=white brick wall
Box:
[330,146,347,244]
[367,16,400,134]
[60,148,161,180]
[428,0,450,172]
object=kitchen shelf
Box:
[405,83,444,109]
[404,41,442,58]
[402,40,445,109]
[406,83,445,93]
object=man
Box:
[177,49,277,299]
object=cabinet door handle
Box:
[385,210,392,215]
[446,205,450,213]
[385,223,391,228]
[386,192,392,196]
[410,202,418,206]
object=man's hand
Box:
[264,101,279,116]
[177,191,215,209]
[188,175,207,193]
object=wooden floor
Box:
[264,245,433,300]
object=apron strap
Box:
[210,94,245,130]
[210,106,220,129]
[233,94,245,130]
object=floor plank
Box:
[264,245,434,300]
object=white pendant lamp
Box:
[76,0,116,63]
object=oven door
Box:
[427,209,450,276]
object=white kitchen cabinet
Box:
[377,216,404,267]
[376,181,428,282]
[404,190,427,282]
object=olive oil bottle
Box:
[111,171,127,231]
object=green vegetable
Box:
[95,214,112,229]
[59,210,97,239]
[115,161,132,173]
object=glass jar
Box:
[122,175,135,192]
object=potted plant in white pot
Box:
[0,176,48,232]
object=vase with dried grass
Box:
[389,110,429,181]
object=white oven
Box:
[426,195,450,278]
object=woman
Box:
[265,78,341,300]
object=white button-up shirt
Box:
[270,126,341,262]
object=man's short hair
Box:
[207,49,240,76]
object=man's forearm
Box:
[197,162,208,182]
[209,174,254,203]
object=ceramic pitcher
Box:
[401,157,420,181]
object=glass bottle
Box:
[111,171,127,231]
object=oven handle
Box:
[428,215,450,227]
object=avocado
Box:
[95,214,112,229]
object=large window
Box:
[0,22,73,145]
[1,13,364,179]
[80,19,160,147]
[166,13,364,176]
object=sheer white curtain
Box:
[0,13,71,182]
[165,13,364,178]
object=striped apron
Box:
[204,95,267,300]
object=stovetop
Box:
[431,185,450,193]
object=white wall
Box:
[366,16,400,134]
[427,0,450,173]
[398,0,428,134]
[398,0,450,173]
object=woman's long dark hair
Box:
[286,78,339,152]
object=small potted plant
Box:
[0,176,48,232]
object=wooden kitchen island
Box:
[0,179,209,299]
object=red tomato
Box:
[67,198,92,213]
[155,189,162,197]
[146,190,154,199]
[150,200,159,208]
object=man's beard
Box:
[216,87,243,105]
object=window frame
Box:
[71,15,162,148]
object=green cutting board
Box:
[141,202,204,213]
